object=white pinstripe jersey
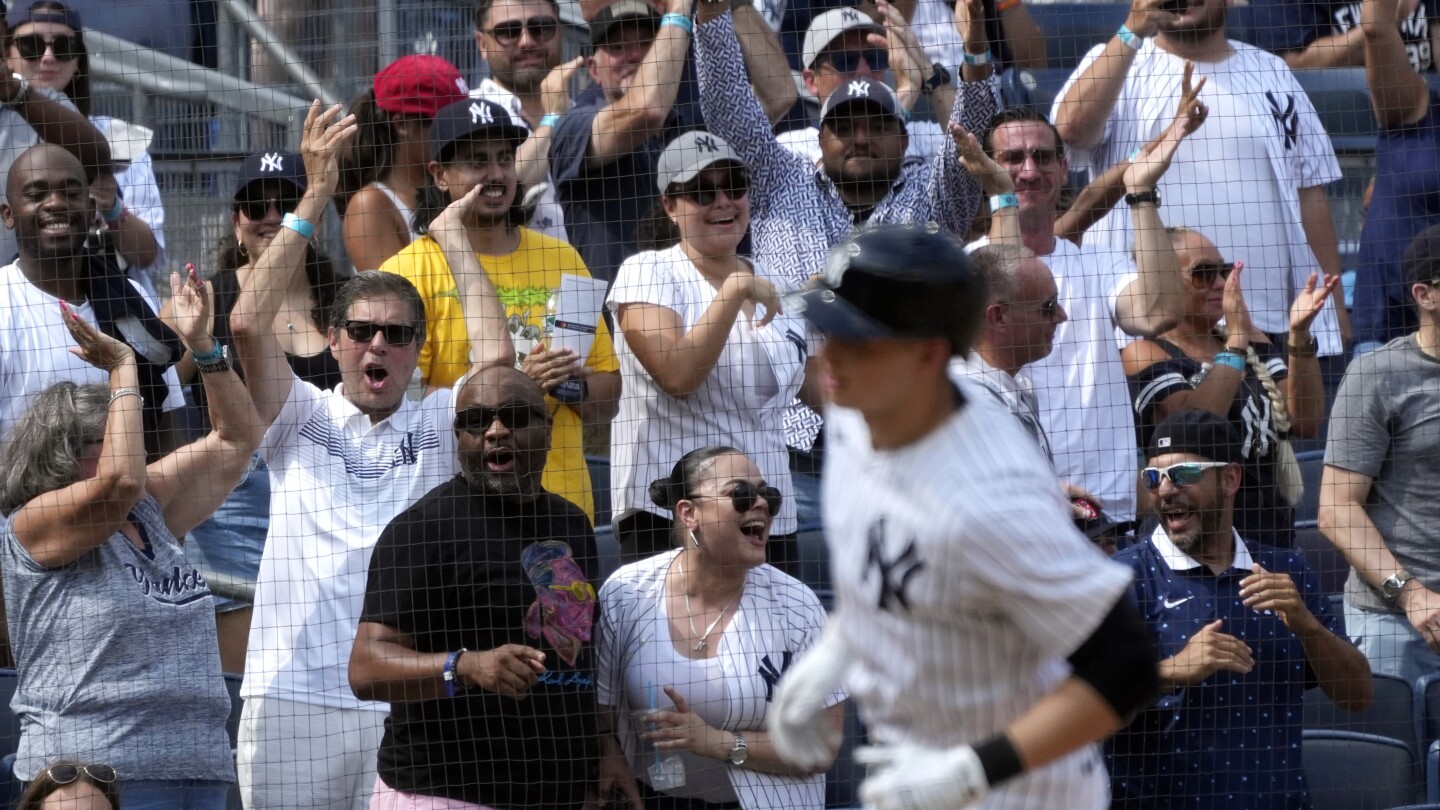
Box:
[822,375,1133,809]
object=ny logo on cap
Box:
[848,80,871,97]
[841,8,859,22]
[694,135,718,153]
[260,153,285,173]
[1158,437,1172,448]
[470,102,494,125]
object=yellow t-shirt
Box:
[381,231,618,521]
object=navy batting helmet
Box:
[787,223,988,355]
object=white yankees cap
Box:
[655,130,746,193]
[802,7,883,69]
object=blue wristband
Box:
[989,192,1019,211]
[1212,351,1246,373]
[281,212,315,240]
[443,648,468,698]
[1116,24,1141,49]
[659,12,693,33]
[190,342,223,365]
[539,113,561,129]
[102,196,125,225]
[962,49,993,66]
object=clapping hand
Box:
[168,264,215,351]
[60,302,134,373]
[298,100,358,195]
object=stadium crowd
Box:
[0,0,1437,805]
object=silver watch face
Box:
[729,737,748,765]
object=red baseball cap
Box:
[373,55,469,118]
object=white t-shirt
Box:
[242,377,460,711]
[471,78,569,243]
[971,236,1139,521]
[606,245,813,535]
[1053,40,1344,353]
[775,119,948,166]
[909,0,967,70]
[92,116,167,310]
[822,377,1131,809]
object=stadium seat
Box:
[1294,449,1326,529]
[999,67,1076,117]
[1304,730,1420,809]
[1295,524,1350,597]
[0,671,16,763]
[586,455,612,530]
[1293,68,1380,154]
[0,753,16,810]
[1429,740,1440,803]
[1304,673,1420,758]
[224,672,243,751]
[796,526,833,610]
[1024,4,1127,70]
[1414,674,1440,755]
[595,525,622,585]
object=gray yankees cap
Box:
[655,130,745,193]
[802,7,883,69]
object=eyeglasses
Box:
[12,33,82,62]
[993,147,1063,168]
[1185,261,1236,289]
[235,196,298,222]
[44,762,117,787]
[669,171,749,206]
[1141,461,1230,491]
[818,47,888,73]
[453,404,549,434]
[483,15,560,46]
[691,480,782,515]
[342,320,419,347]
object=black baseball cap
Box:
[590,0,660,47]
[428,98,529,162]
[788,224,987,351]
[234,151,305,201]
[819,78,903,127]
[1147,410,1242,465]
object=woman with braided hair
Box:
[1122,226,1337,547]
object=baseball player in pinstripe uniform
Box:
[769,224,1160,810]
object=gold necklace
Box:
[678,554,738,653]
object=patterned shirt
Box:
[694,11,998,450]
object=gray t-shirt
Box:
[1326,333,1440,613]
[1,494,234,782]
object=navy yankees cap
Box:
[590,0,659,47]
[1147,409,1242,465]
[234,151,305,201]
[819,78,903,126]
[655,130,745,193]
[428,98,529,162]
[7,0,84,32]
[788,224,986,353]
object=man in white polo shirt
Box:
[228,103,512,810]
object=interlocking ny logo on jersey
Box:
[259,153,285,173]
[470,101,494,125]
[864,516,924,611]
[848,80,871,97]
[758,651,794,702]
[1266,91,1299,150]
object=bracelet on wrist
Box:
[281,212,316,240]
[963,49,993,66]
[190,341,223,365]
[659,12,694,33]
[1288,332,1318,358]
[1116,23,1142,49]
[101,197,125,225]
[989,192,1019,212]
[1212,351,1247,373]
[109,387,143,404]
[1124,189,1160,208]
[442,648,468,697]
[538,113,561,129]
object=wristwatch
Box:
[920,62,952,97]
[728,732,749,766]
[1125,189,1161,207]
[1381,570,1414,606]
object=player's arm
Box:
[349,621,546,703]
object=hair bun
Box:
[648,477,679,511]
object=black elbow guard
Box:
[1067,596,1159,719]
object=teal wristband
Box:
[539,113,561,129]
[191,341,223,365]
[989,192,1019,211]
[962,49,993,66]
[1212,351,1246,372]
[281,212,315,240]
[660,12,693,33]
[102,197,124,225]
[1116,24,1141,49]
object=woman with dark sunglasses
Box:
[1121,225,1337,547]
[4,0,162,302]
[595,446,843,810]
[15,761,120,810]
[608,131,819,573]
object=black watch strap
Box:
[921,62,952,96]
[1124,189,1160,207]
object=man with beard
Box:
[0,144,180,452]
[381,97,621,524]
[1107,409,1371,809]
[1051,0,1351,365]
[350,364,612,809]
[471,0,575,239]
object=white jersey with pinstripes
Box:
[822,374,1132,809]
[242,376,460,710]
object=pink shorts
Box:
[370,777,494,810]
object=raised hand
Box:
[953,0,986,51]
[60,301,134,373]
[872,0,927,108]
[1220,262,1258,348]
[298,100,359,195]
[542,57,583,117]
[1288,271,1340,336]
[168,264,216,350]
[951,124,1013,196]
[1125,62,1206,192]
[1124,0,1179,38]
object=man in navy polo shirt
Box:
[1108,410,1372,809]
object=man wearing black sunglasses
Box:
[1110,409,1370,809]
[352,364,610,808]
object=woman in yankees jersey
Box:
[768,224,1159,810]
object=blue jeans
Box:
[184,455,270,612]
[118,780,231,810]
[1345,600,1440,683]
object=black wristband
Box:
[921,62,952,96]
[1125,189,1160,207]
[975,735,1024,787]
